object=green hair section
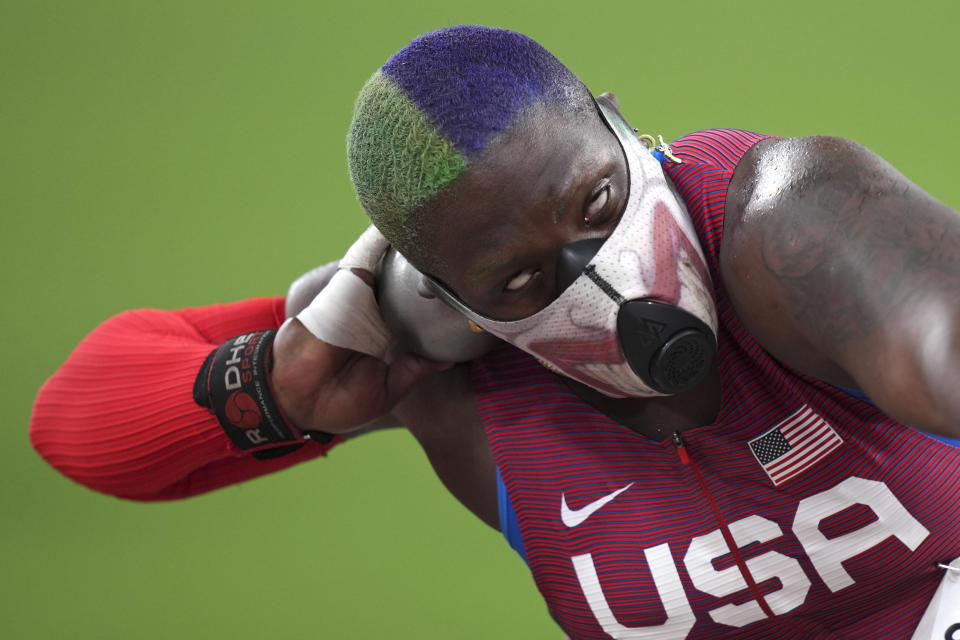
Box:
[347,71,467,249]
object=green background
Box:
[3,1,958,638]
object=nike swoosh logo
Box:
[560,483,634,528]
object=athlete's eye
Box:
[584,178,612,227]
[504,268,540,292]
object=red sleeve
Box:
[29,297,340,501]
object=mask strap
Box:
[419,272,493,324]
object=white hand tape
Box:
[339,225,389,272]
[296,226,393,361]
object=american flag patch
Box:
[748,405,843,486]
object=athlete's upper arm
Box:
[723,135,960,437]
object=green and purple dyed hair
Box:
[346,25,592,259]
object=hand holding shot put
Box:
[273,226,459,435]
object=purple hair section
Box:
[381,26,576,155]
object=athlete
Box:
[30,25,960,639]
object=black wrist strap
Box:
[193,330,334,458]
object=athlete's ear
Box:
[597,91,620,110]
[416,275,437,299]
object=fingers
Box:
[274,316,454,434]
[350,267,374,287]
[296,268,392,359]
[275,317,354,375]
[338,225,389,272]
[285,260,340,317]
[278,332,452,434]
[328,351,452,421]
[295,225,393,359]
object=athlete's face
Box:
[416,94,630,321]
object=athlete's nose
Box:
[556,238,606,293]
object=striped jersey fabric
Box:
[471,129,960,639]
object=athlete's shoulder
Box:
[723,135,875,238]
[719,135,906,385]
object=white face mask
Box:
[426,97,718,397]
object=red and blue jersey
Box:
[473,130,960,639]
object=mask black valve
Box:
[618,301,715,394]
[557,238,716,396]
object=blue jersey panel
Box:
[496,466,528,564]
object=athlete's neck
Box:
[560,365,722,441]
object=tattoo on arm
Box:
[756,139,960,349]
